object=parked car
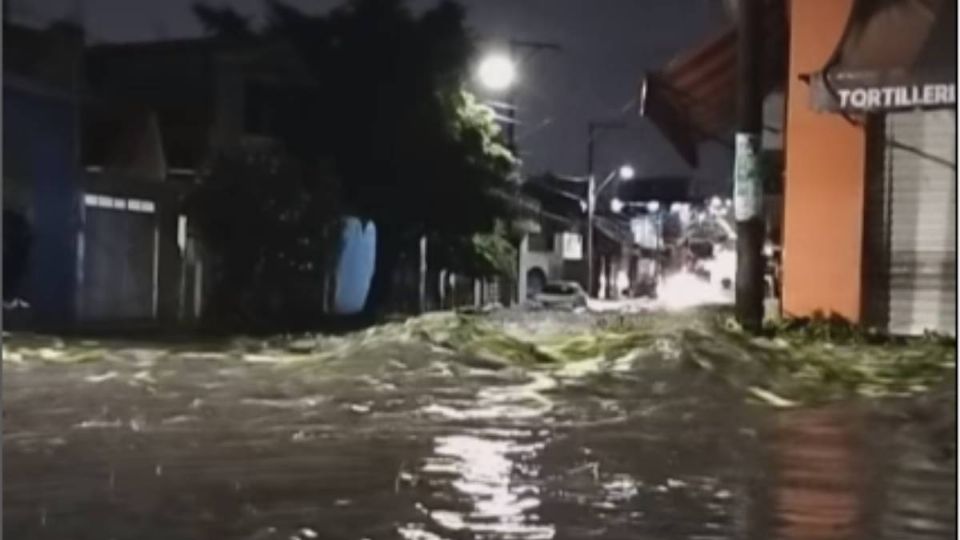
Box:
[530,281,589,310]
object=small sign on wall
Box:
[561,232,583,260]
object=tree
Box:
[186,145,341,329]
[194,0,517,316]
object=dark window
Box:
[528,231,555,252]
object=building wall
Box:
[782,0,867,321]
[3,86,81,327]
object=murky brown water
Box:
[3,338,955,539]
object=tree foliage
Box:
[193,0,517,316]
[187,145,341,328]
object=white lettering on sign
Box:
[836,82,957,111]
[838,89,852,108]
[881,86,897,106]
[850,89,868,108]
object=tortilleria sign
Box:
[810,71,958,113]
[836,83,956,111]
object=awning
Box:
[808,0,957,113]
[637,0,787,166]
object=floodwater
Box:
[3,322,956,540]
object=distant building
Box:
[517,174,638,300]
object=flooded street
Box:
[3,313,956,540]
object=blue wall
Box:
[333,217,376,315]
[3,87,80,325]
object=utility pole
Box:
[586,173,596,297]
[734,0,765,331]
[585,120,626,297]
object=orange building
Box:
[640,0,956,335]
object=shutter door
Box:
[881,109,956,336]
[80,202,158,322]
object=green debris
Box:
[747,386,798,408]
[710,311,956,405]
[3,308,954,408]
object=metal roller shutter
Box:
[876,109,956,336]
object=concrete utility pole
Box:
[586,120,627,297]
[734,0,765,331]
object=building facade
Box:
[3,22,85,329]
[783,0,956,335]
[638,0,955,336]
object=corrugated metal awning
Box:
[637,0,787,166]
[807,0,957,112]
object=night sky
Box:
[12,0,735,195]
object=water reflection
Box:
[420,432,553,539]
[767,405,956,540]
[3,340,955,540]
[877,418,956,539]
[770,407,865,540]
[411,370,555,539]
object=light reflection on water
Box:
[2,345,955,540]
[411,370,556,539]
[422,433,554,539]
[770,408,866,540]
[767,405,956,540]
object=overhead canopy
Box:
[809,0,957,112]
[638,0,787,166]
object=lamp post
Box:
[587,164,635,298]
[477,40,561,151]
[476,42,560,305]
[477,51,518,151]
[585,121,630,296]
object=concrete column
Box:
[517,234,529,302]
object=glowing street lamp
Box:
[476,53,517,92]
[610,197,625,214]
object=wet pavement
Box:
[3,315,956,540]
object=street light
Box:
[586,164,635,298]
[477,53,517,92]
[610,197,625,214]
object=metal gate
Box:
[79,194,158,322]
[866,109,956,336]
